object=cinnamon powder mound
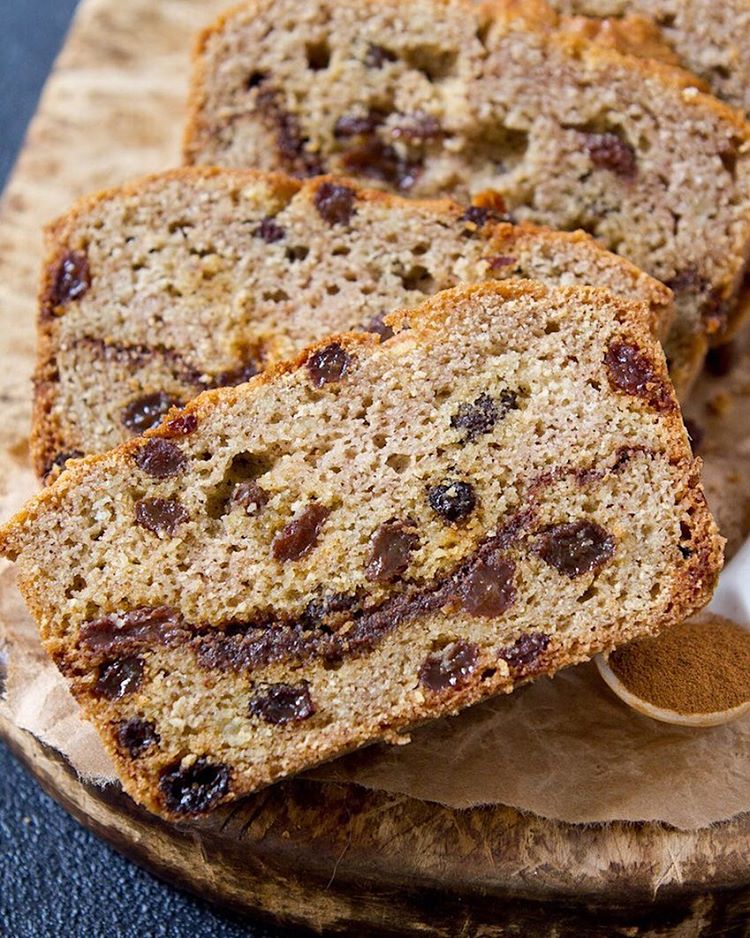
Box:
[609,615,750,714]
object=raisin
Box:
[341,139,422,192]
[363,312,394,340]
[334,111,385,137]
[705,341,735,378]
[365,44,397,68]
[134,439,187,478]
[256,86,324,177]
[427,480,477,522]
[451,392,500,442]
[583,132,636,178]
[314,182,356,226]
[159,757,231,815]
[391,112,443,141]
[81,606,184,655]
[135,497,189,535]
[419,641,479,693]
[121,391,179,434]
[457,553,515,617]
[43,450,83,480]
[667,267,707,297]
[230,481,269,516]
[116,717,159,757]
[499,631,550,676]
[604,340,673,411]
[48,250,90,309]
[366,519,420,582]
[301,591,360,628]
[162,412,198,437]
[307,343,351,386]
[255,216,285,243]
[536,520,615,577]
[95,657,144,700]
[249,681,316,724]
[273,503,331,561]
[460,206,490,227]
[488,255,517,271]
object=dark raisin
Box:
[116,717,159,757]
[121,392,179,434]
[256,86,324,178]
[334,111,385,137]
[81,606,184,655]
[255,216,285,243]
[249,681,315,724]
[365,44,397,68]
[460,206,489,227]
[49,250,91,308]
[583,132,637,178]
[366,519,420,582]
[307,343,351,386]
[705,341,735,378]
[488,255,517,271]
[313,182,356,226]
[684,418,704,453]
[159,757,231,815]
[43,450,83,480]
[135,497,189,535]
[363,312,394,340]
[419,641,479,693]
[535,520,615,578]
[341,139,422,192]
[391,112,443,141]
[162,412,198,437]
[427,480,477,522]
[666,267,707,297]
[604,340,673,411]
[273,503,331,561]
[95,657,144,700]
[134,439,187,478]
[230,481,269,515]
[451,392,514,442]
[499,631,550,676]
[457,553,515,617]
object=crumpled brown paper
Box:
[1,335,750,828]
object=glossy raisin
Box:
[307,343,351,386]
[249,681,315,724]
[49,250,90,308]
[95,657,144,700]
[366,520,420,582]
[536,521,615,578]
[427,480,477,522]
[134,439,187,478]
[159,757,231,815]
[135,497,189,535]
[230,481,269,516]
[273,503,331,561]
[584,132,636,178]
[116,717,159,757]
[457,554,515,617]
[419,641,479,692]
[499,631,550,675]
[314,182,356,225]
[121,392,179,434]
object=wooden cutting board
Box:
[0,1,749,933]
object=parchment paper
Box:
[0,0,749,832]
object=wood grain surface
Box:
[0,1,749,934]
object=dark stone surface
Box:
[0,4,296,936]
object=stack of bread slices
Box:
[3,0,741,819]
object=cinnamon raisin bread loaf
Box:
[548,0,750,115]
[184,0,750,390]
[35,167,672,478]
[1,281,722,819]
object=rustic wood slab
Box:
[0,1,749,933]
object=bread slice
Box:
[547,0,750,116]
[35,167,673,478]
[1,281,722,819]
[184,0,750,391]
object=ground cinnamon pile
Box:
[609,615,750,714]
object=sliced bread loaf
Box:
[184,0,750,390]
[35,167,672,477]
[1,281,722,818]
